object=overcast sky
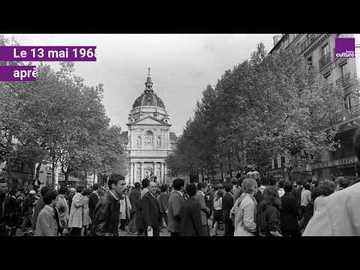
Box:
[8,34,276,135]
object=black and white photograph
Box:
[1,33,360,237]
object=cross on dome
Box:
[145,67,153,92]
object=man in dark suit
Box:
[88,184,100,235]
[89,184,100,215]
[280,181,300,237]
[180,183,203,236]
[222,183,234,236]
[92,174,125,236]
[128,182,141,233]
[141,181,162,236]
[195,182,210,236]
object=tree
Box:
[167,42,346,180]
[1,37,127,186]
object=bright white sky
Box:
[7,34,276,135]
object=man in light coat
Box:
[303,128,360,236]
[68,186,86,236]
[35,189,60,236]
[231,178,258,236]
[167,178,185,237]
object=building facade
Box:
[270,34,360,181]
[37,164,98,188]
[125,69,176,185]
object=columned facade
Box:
[125,69,175,185]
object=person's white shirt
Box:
[213,197,222,210]
[301,189,311,207]
[278,188,285,198]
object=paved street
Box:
[15,222,225,237]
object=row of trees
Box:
[0,35,127,187]
[167,43,345,181]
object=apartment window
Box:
[324,71,331,80]
[307,56,313,67]
[347,95,352,110]
[281,156,286,168]
[321,43,330,56]
[274,158,278,169]
[340,62,347,78]
[319,43,331,70]
[46,172,52,183]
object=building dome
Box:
[132,91,165,109]
[132,68,165,109]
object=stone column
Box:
[161,162,164,184]
[130,162,134,185]
[140,162,143,181]
[128,162,130,185]
[164,164,167,184]
[136,163,140,182]
[153,162,156,180]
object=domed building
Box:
[125,69,177,184]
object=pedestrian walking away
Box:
[180,183,203,236]
[167,178,185,237]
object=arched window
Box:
[144,130,153,146]
[157,136,161,147]
[137,136,142,148]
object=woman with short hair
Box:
[257,186,282,237]
[280,181,300,237]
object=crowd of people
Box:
[2,128,360,237]
[0,171,356,237]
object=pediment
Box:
[129,116,170,126]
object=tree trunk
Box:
[84,170,88,188]
[106,174,110,188]
[33,162,42,185]
[220,163,224,182]
[64,171,70,184]
[228,152,233,178]
[51,155,56,186]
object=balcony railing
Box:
[336,73,351,88]
[298,34,321,53]
[319,53,331,70]
[349,103,360,118]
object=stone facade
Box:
[270,34,360,181]
[125,69,176,184]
